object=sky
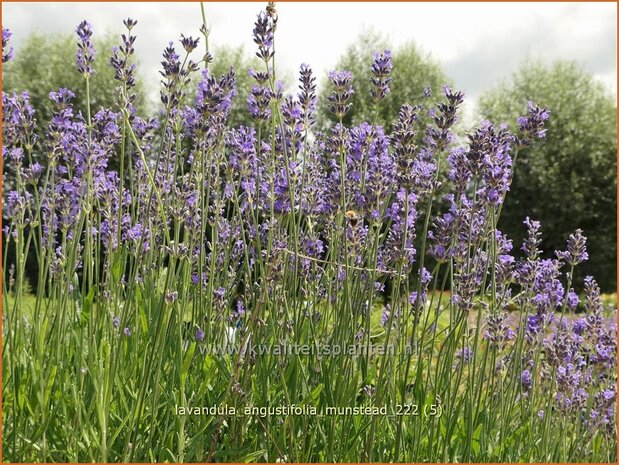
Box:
[2,2,617,118]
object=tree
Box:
[478,61,617,292]
[2,32,146,135]
[317,28,451,133]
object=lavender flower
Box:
[6,190,31,222]
[478,123,514,206]
[227,126,259,201]
[521,217,542,260]
[236,299,246,317]
[253,11,275,62]
[391,104,421,189]
[517,101,550,146]
[409,267,431,312]
[451,269,479,313]
[427,209,454,262]
[24,162,44,185]
[110,18,138,108]
[180,34,199,53]
[76,20,95,76]
[448,147,472,194]
[249,67,269,85]
[362,384,375,398]
[426,85,464,151]
[379,190,418,271]
[160,41,181,106]
[556,229,588,266]
[248,85,272,122]
[530,259,564,315]
[123,222,150,253]
[370,50,393,102]
[2,27,13,63]
[381,305,391,328]
[484,312,516,350]
[194,68,236,130]
[327,70,354,119]
[2,91,36,151]
[123,18,137,30]
[298,63,317,129]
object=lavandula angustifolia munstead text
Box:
[1,4,616,463]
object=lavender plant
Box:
[1,4,616,463]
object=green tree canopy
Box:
[317,28,451,132]
[479,61,617,292]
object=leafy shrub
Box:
[479,61,617,292]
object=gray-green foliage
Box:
[317,29,450,132]
[479,61,617,291]
[3,33,146,130]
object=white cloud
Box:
[3,1,616,110]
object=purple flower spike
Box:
[3,27,14,63]
[110,18,138,99]
[123,18,137,31]
[123,327,131,337]
[556,229,588,266]
[298,63,317,127]
[196,327,205,342]
[370,50,393,102]
[517,101,550,146]
[327,70,354,119]
[248,85,272,121]
[253,11,275,62]
[484,312,516,350]
[521,217,542,260]
[180,34,199,53]
[235,300,246,318]
[76,20,95,77]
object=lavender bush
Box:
[2,4,616,463]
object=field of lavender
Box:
[2,4,617,463]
